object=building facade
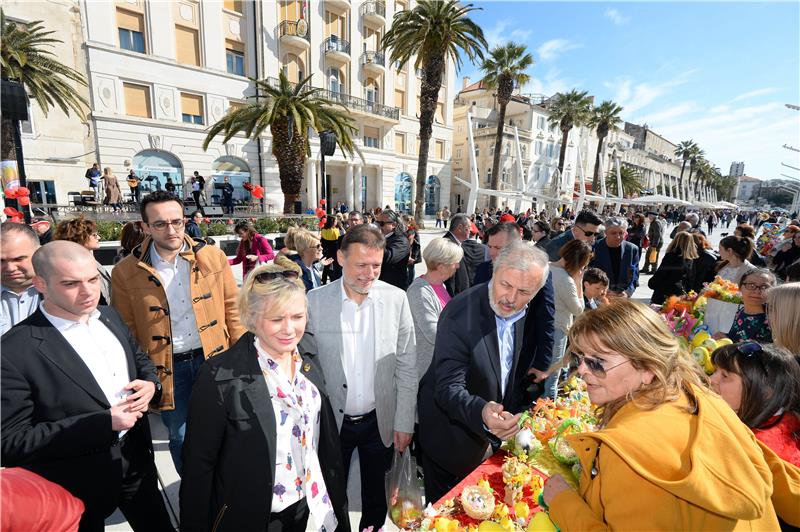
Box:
[4,0,97,208]
[622,122,684,197]
[734,175,762,202]
[81,0,455,214]
[729,161,745,177]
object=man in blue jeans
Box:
[111,191,245,474]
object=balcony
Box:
[360,1,386,27]
[278,20,310,50]
[323,36,351,63]
[360,50,386,76]
[326,0,351,12]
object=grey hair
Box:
[423,237,464,270]
[493,241,550,291]
[685,212,700,224]
[449,213,470,231]
[604,216,628,230]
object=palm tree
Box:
[479,42,532,208]
[383,0,486,223]
[686,146,705,200]
[673,139,697,199]
[547,89,593,176]
[203,72,358,213]
[693,159,717,201]
[606,165,642,197]
[1,10,88,162]
[588,100,624,192]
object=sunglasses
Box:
[570,351,631,378]
[254,270,300,283]
[576,225,598,237]
[736,341,768,375]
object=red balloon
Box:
[4,188,18,199]
[4,207,21,217]
[17,196,30,206]
[227,219,235,225]
[315,208,325,218]
[320,199,327,206]
[16,187,30,196]
[318,220,325,228]
[203,217,210,224]
[252,186,264,199]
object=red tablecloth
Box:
[434,451,549,526]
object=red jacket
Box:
[754,412,800,468]
[228,233,275,278]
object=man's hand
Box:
[321,257,334,266]
[543,473,574,506]
[481,401,520,441]
[394,431,413,452]
[527,367,548,382]
[122,380,155,413]
[110,403,143,431]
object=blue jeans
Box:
[543,328,569,400]
[159,352,205,475]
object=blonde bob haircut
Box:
[238,255,306,332]
[422,237,463,271]
[568,300,707,427]
[766,282,800,354]
[291,228,321,255]
[665,231,699,260]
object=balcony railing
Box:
[266,77,400,120]
[278,20,310,42]
[360,0,386,18]
[323,35,350,55]
[360,50,385,67]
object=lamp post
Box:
[1,79,31,223]
[319,130,337,215]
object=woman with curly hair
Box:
[54,217,112,305]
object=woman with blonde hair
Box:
[543,300,782,530]
[766,282,800,354]
[102,167,123,213]
[181,256,349,531]
[648,231,698,305]
[289,228,332,292]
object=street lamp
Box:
[319,130,337,215]
[1,79,31,223]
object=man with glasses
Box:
[590,217,640,298]
[376,209,411,290]
[545,210,603,261]
[111,191,245,474]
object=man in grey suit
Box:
[301,224,417,531]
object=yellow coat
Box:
[549,384,781,531]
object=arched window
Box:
[328,67,345,95]
[212,156,252,207]
[394,172,412,214]
[282,53,305,84]
[424,175,441,215]
[132,150,184,196]
[365,77,379,104]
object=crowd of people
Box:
[1,191,799,531]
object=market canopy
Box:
[716,200,738,209]
[625,194,691,206]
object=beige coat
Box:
[103,174,122,204]
[111,235,245,409]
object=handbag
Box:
[648,247,659,263]
[642,236,650,249]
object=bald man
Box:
[1,241,173,532]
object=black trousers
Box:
[340,411,393,531]
[268,498,309,532]
[420,449,460,506]
[79,429,174,532]
[192,191,202,207]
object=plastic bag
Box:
[385,451,424,528]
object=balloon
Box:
[318,220,325,228]
[227,219,235,225]
[320,199,327,206]
[315,208,325,218]
[16,186,30,196]
[4,207,22,217]
[4,188,17,199]
[203,217,210,224]
[252,186,264,199]
[17,196,30,206]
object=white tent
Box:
[716,200,738,209]
[625,194,691,206]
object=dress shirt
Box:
[340,282,376,415]
[150,244,201,352]
[492,299,527,397]
[40,304,130,435]
[1,285,40,335]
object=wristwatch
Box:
[151,380,163,404]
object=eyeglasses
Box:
[254,270,300,283]
[91,232,100,239]
[570,351,631,378]
[149,219,185,231]
[736,341,768,375]
[741,282,772,292]
[575,225,598,237]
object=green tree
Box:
[1,10,88,161]
[203,72,358,213]
[686,146,705,199]
[479,42,532,208]
[547,89,593,175]
[692,158,716,201]
[588,100,624,192]
[674,139,698,198]
[383,0,486,223]
[606,165,643,197]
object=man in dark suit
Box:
[418,242,551,502]
[1,241,173,532]
[544,210,603,261]
[376,209,411,290]
[590,217,640,298]
[444,214,483,296]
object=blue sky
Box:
[458,2,800,182]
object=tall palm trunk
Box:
[271,118,307,214]
[678,158,687,199]
[415,56,445,227]
[1,118,16,161]
[557,124,570,175]
[489,77,514,209]
[592,126,608,193]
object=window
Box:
[123,82,152,118]
[521,146,527,158]
[435,102,444,123]
[396,0,407,11]
[435,140,444,159]
[456,147,462,159]
[394,89,405,110]
[227,101,245,114]
[535,140,543,155]
[282,53,305,84]
[224,0,243,13]
[505,144,510,156]
[533,166,540,180]
[181,93,204,124]
[502,169,509,182]
[546,142,554,158]
[226,40,245,76]
[475,146,480,157]
[489,145,494,156]
[394,133,405,154]
[117,8,146,53]
[175,25,200,66]
[365,78,379,105]
[281,0,303,22]
[28,180,56,204]
[364,126,380,148]
[486,168,492,184]
[537,116,545,130]
[328,67,344,94]
[20,102,34,135]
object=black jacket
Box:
[378,231,410,290]
[180,333,349,532]
[689,249,719,292]
[648,252,692,305]
[1,307,160,518]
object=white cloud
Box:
[510,29,533,42]
[635,102,698,125]
[522,68,577,98]
[536,39,581,62]
[729,87,778,103]
[604,8,630,26]
[483,21,534,50]
[604,70,697,116]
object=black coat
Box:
[689,249,719,292]
[648,252,692,305]
[378,231,411,290]
[1,307,160,518]
[180,333,349,532]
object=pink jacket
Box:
[228,233,275,278]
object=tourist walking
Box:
[641,211,665,274]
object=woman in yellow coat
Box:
[543,301,782,531]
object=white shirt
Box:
[40,304,130,435]
[150,244,201,352]
[340,282,376,415]
[1,285,40,335]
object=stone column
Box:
[345,163,355,210]
[306,159,317,210]
[354,164,363,211]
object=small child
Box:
[582,267,609,310]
